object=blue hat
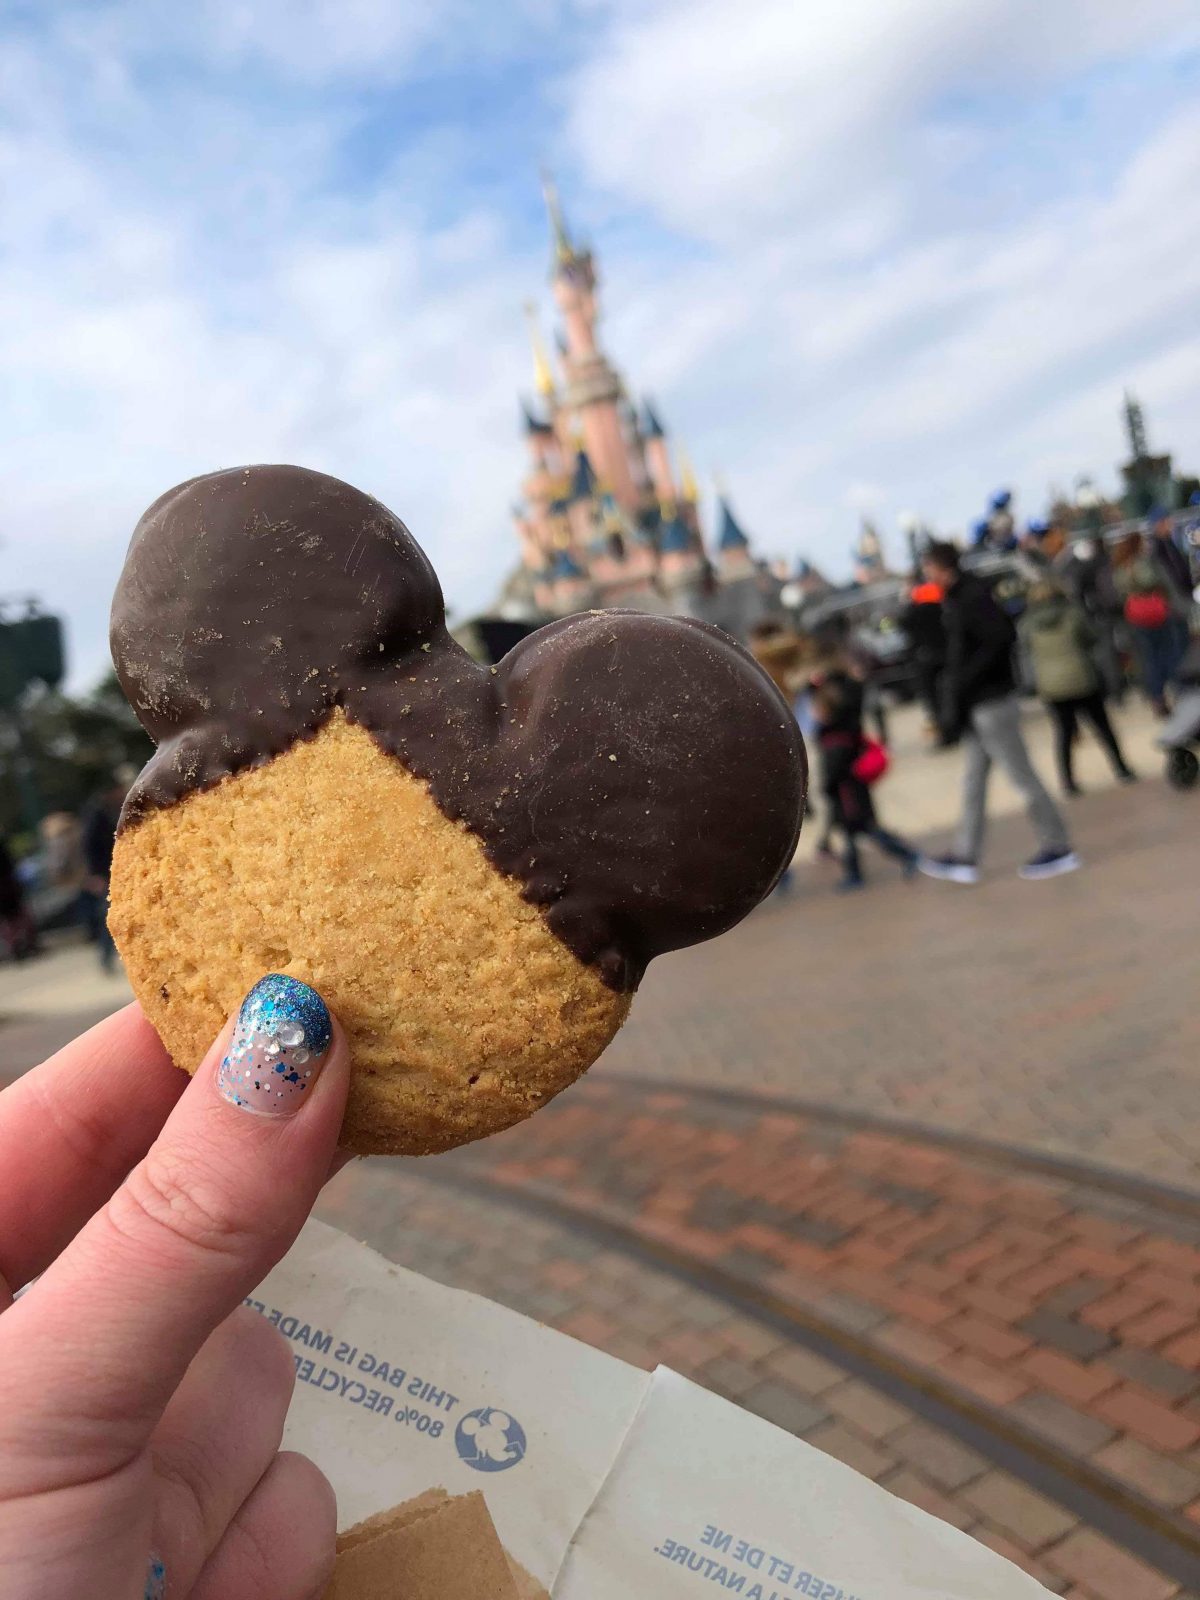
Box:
[1026,517,1049,539]
[990,489,1012,511]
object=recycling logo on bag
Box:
[454,1407,528,1472]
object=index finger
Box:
[0,1004,185,1294]
[0,975,350,1490]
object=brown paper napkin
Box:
[324,1487,537,1600]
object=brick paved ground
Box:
[604,777,1200,1185]
[318,1160,1190,1600]
[432,1081,1200,1555]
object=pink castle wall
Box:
[645,437,675,503]
[582,403,637,510]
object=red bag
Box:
[1125,591,1170,629]
[852,738,890,784]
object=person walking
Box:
[900,579,949,744]
[81,766,135,973]
[917,541,1078,884]
[1018,579,1136,795]
[813,671,917,892]
[1056,535,1125,701]
[1149,508,1193,601]
[0,838,38,960]
[1114,525,1189,716]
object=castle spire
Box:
[523,302,556,399]
[678,444,699,503]
[642,399,666,439]
[570,448,598,502]
[520,399,552,436]
[717,496,750,551]
[541,168,576,266]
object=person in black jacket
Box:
[0,839,38,960]
[899,580,950,743]
[81,767,134,972]
[1149,509,1193,601]
[813,671,917,892]
[917,542,1077,884]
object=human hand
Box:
[0,975,351,1599]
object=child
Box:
[813,673,917,892]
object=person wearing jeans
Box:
[917,542,1078,884]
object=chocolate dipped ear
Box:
[462,612,806,987]
[110,464,445,777]
[112,465,806,993]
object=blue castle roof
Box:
[521,400,553,436]
[641,400,666,439]
[571,449,597,501]
[552,549,584,580]
[659,514,691,554]
[716,497,750,550]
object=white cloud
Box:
[568,0,1200,245]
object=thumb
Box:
[0,974,350,1487]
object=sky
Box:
[2,1,1199,688]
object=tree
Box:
[0,671,152,845]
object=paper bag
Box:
[255,1220,1046,1598]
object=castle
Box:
[500,180,799,640]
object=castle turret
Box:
[566,447,598,551]
[716,495,754,576]
[658,500,707,592]
[549,545,592,610]
[519,403,560,564]
[542,172,638,510]
[641,400,677,506]
[853,517,888,582]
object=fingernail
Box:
[217,975,332,1116]
[145,1555,167,1599]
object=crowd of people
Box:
[753,509,1197,895]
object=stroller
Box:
[1159,634,1200,790]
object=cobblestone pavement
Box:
[605,777,1200,1186]
[319,1159,1193,1600]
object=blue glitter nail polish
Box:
[217,974,332,1115]
[145,1556,167,1599]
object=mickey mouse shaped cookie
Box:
[109,466,806,1154]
